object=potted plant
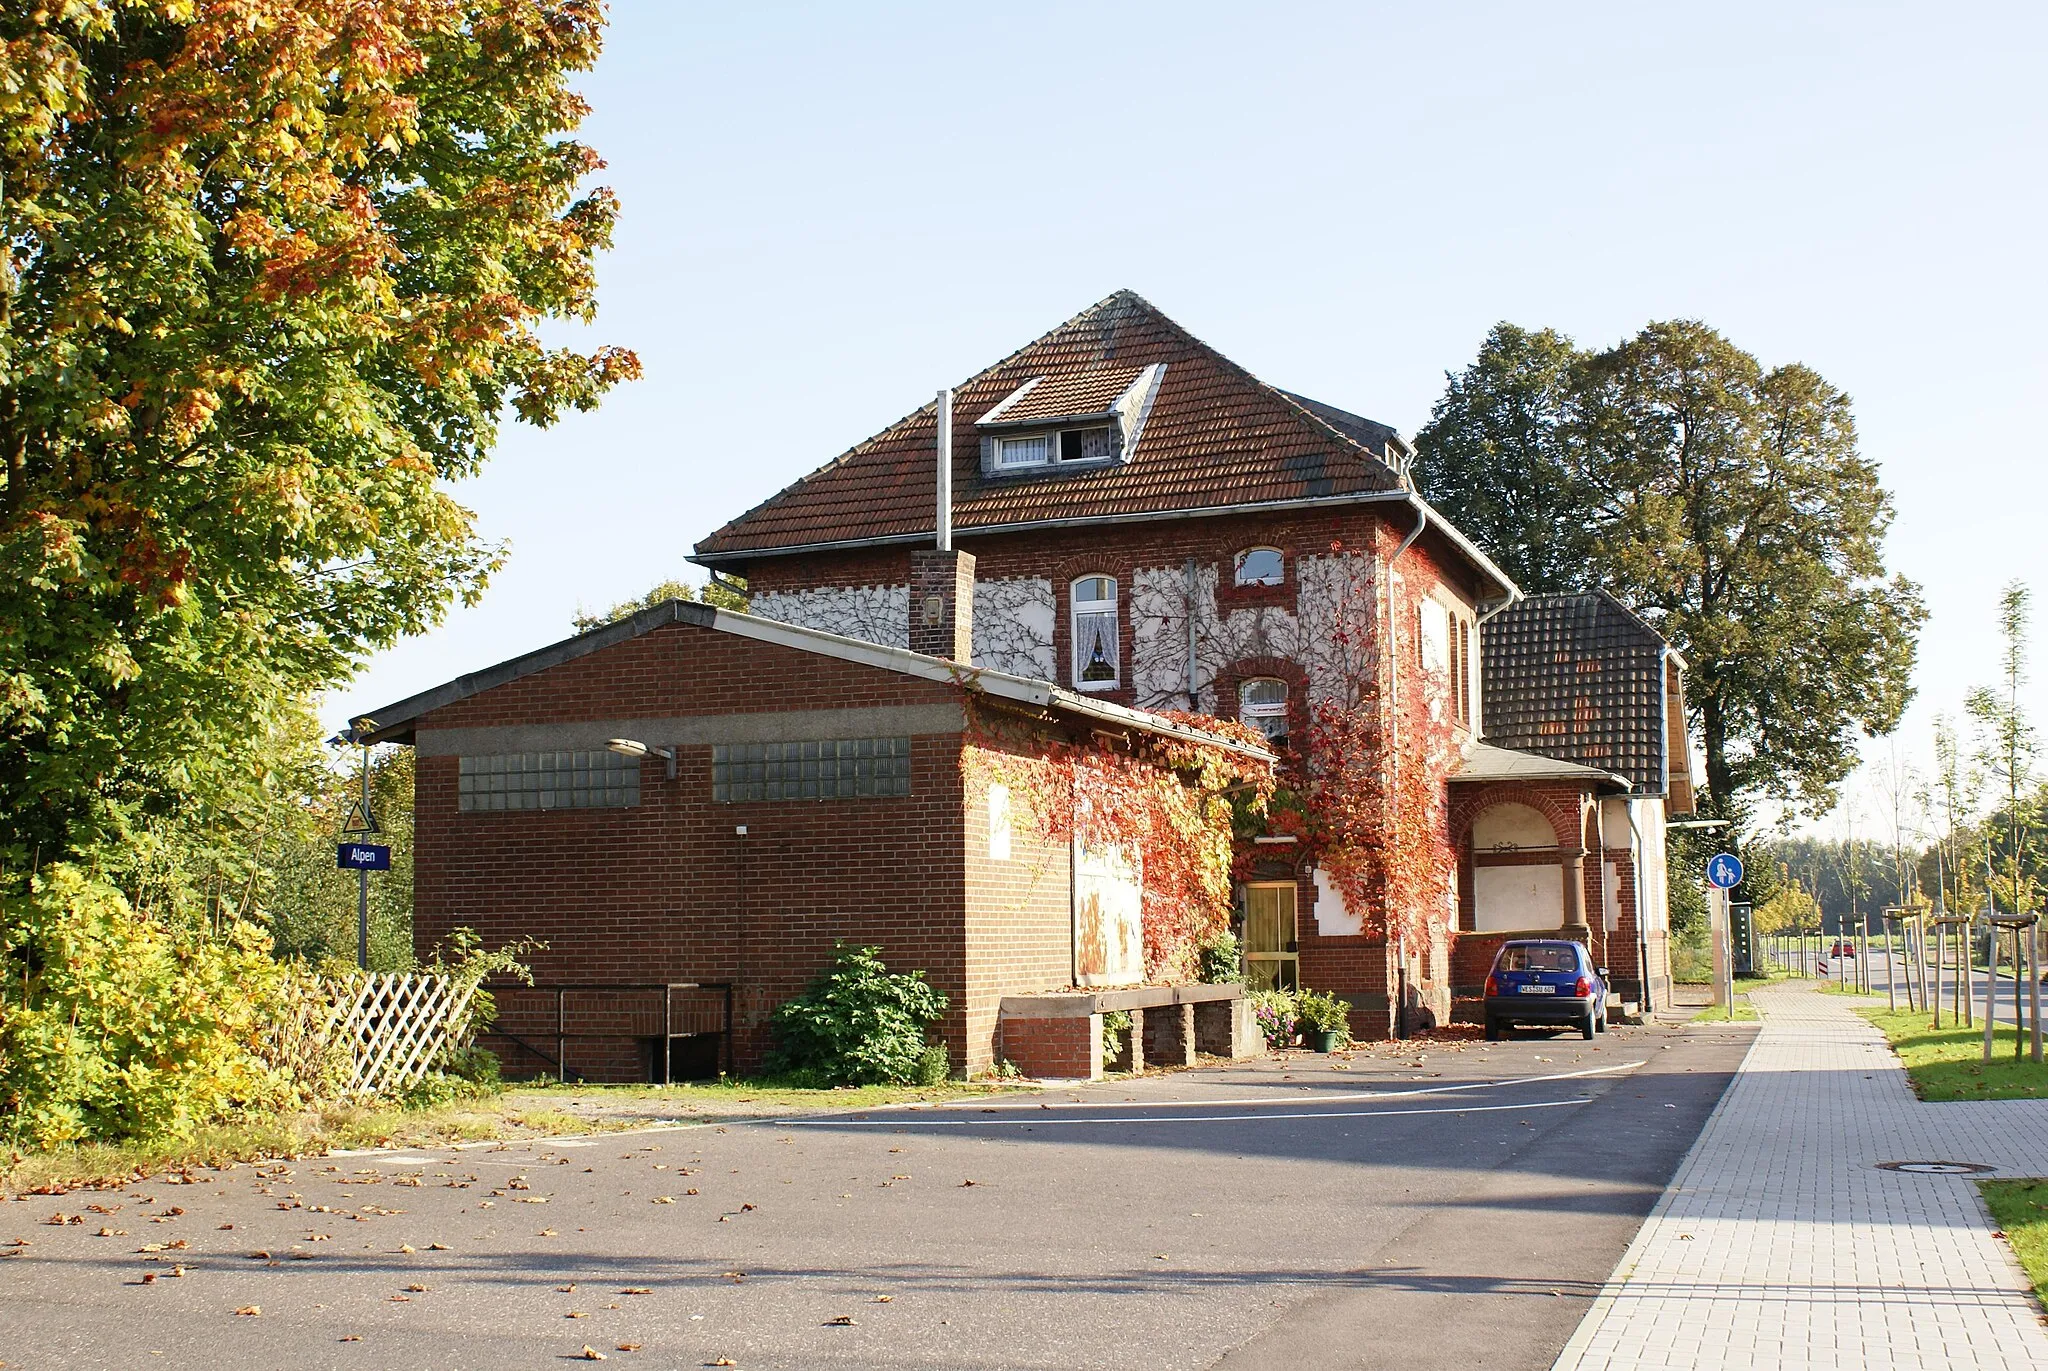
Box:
[1295,989,1352,1052]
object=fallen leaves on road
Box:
[566,1310,588,1319]
[873,1295,893,1303]
[652,1197,674,1204]
[234,1305,261,1317]
[620,1287,652,1295]
[824,1315,857,1326]
[573,1347,606,1361]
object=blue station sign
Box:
[1705,852,1744,890]
[337,842,392,872]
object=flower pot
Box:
[1310,1029,1342,1053]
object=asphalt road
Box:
[2,1019,1752,1371]
[1777,944,2048,1028]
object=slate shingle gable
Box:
[1481,592,1677,796]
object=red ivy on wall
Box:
[1238,541,1459,950]
[963,705,1274,983]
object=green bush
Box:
[1101,1010,1133,1063]
[768,944,949,1086]
[912,1042,951,1087]
[1,865,308,1149]
[1196,929,1242,984]
[1295,988,1353,1045]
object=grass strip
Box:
[1858,1007,2048,1102]
[1979,1179,2048,1308]
[1689,995,1758,1023]
[3,1078,1025,1194]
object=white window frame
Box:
[1057,425,1118,463]
[1239,677,1289,746]
[1070,575,1120,692]
[994,433,1053,468]
[1234,546,1285,586]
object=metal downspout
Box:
[1386,497,1427,1038]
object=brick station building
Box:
[359,598,1271,1080]
[370,290,1698,1074]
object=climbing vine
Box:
[1239,539,1459,951]
[963,704,1273,983]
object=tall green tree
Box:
[1415,320,1924,819]
[571,575,748,633]
[0,1,638,874]
[1967,581,2039,915]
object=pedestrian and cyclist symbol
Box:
[1706,852,1744,890]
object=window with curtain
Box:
[1071,575,1119,689]
[1240,678,1289,747]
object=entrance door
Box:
[1243,883,1299,990]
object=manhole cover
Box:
[1876,1160,1997,1175]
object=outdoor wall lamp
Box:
[606,737,676,779]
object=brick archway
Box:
[1449,782,1585,854]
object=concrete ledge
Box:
[999,983,1244,1019]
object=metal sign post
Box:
[337,718,380,970]
[1706,854,1743,1012]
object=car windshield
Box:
[1500,946,1576,973]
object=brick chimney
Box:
[909,385,974,662]
[910,548,974,661]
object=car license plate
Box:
[1519,984,1556,995]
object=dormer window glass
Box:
[1071,576,1120,690]
[1235,547,1284,586]
[994,434,1052,467]
[1059,427,1117,462]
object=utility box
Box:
[1730,902,1755,976]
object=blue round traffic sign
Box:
[1706,852,1744,889]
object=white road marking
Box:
[783,1098,1593,1128]
[898,1059,1645,1113]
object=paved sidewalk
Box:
[1556,981,2048,1371]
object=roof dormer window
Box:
[1060,426,1116,462]
[994,433,1053,467]
[976,363,1167,479]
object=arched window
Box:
[1235,547,1284,586]
[1239,678,1289,747]
[1071,576,1119,689]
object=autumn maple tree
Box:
[0,1,638,867]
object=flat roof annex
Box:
[350,599,1276,767]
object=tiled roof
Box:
[1481,592,1674,795]
[693,290,1406,563]
[979,368,1145,425]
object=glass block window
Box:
[712,737,912,802]
[459,750,639,812]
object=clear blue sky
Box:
[337,1,2047,824]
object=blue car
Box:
[1483,940,1609,1041]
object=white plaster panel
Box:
[1472,803,1558,852]
[748,584,909,650]
[1312,867,1364,937]
[972,578,1055,678]
[1127,552,1376,715]
[1474,865,1565,932]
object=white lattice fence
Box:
[320,973,479,1098]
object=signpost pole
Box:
[357,736,372,970]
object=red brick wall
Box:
[961,727,1076,1075]
[412,622,974,1079]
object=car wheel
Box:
[1595,1007,1607,1033]
[1581,1011,1596,1040]
[1484,1017,1501,1041]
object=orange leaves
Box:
[964,706,1268,982]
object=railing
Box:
[480,981,735,1085]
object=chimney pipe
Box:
[935,387,953,553]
